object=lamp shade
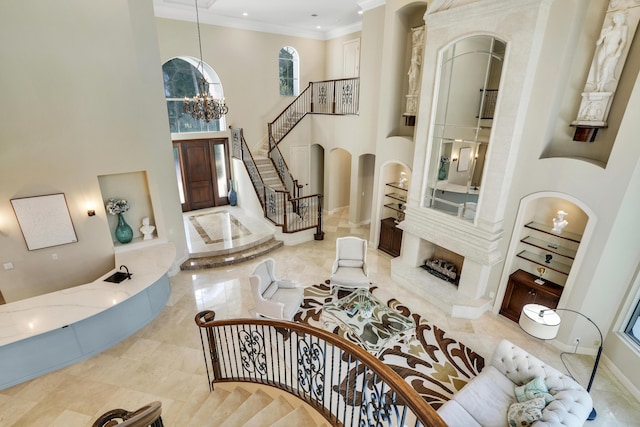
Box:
[519,304,561,340]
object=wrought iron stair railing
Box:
[268,77,360,148]
[266,78,359,225]
[231,127,324,239]
[195,311,447,427]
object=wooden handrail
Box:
[195,311,447,427]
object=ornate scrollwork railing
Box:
[268,77,360,149]
[195,311,447,427]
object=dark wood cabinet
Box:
[378,217,403,257]
[500,269,563,323]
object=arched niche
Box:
[495,192,595,317]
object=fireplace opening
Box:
[420,244,465,286]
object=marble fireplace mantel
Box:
[393,205,503,319]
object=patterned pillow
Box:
[515,376,555,404]
[507,397,546,427]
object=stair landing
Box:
[181,206,283,270]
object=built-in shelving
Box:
[517,221,582,278]
[519,236,577,259]
[383,182,407,221]
[516,250,572,275]
[524,222,582,243]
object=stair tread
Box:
[209,387,253,422]
[220,388,274,427]
[181,238,284,270]
[242,396,294,427]
[186,388,231,427]
[270,406,318,427]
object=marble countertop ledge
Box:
[0,241,176,347]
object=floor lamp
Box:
[519,303,603,421]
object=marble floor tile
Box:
[0,207,638,426]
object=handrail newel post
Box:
[315,194,324,240]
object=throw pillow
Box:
[515,377,555,404]
[507,397,546,427]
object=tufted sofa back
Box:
[490,340,593,427]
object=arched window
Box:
[162,57,226,133]
[279,46,299,96]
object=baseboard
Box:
[602,354,640,403]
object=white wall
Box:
[0,0,186,302]
[155,18,327,148]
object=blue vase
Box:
[115,212,133,243]
[228,179,237,206]
[438,161,448,180]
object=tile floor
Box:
[0,207,638,426]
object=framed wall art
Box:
[11,193,78,250]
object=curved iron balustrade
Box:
[195,310,446,427]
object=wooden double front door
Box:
[173,138,231,212]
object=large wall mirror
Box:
[425,35,506,221]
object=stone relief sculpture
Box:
[591,12,628,92]
[408,46,422,95]
[404,26,425,119]
[572,1,639,140]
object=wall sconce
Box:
[87,210,96,217]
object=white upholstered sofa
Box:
[437,339,592,427]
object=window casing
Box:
[279,46,299,97]
[162,57,226,133]
[625,300,640,346]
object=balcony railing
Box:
[268,77,360,148]
[195,311,447,427]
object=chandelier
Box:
[183,0,228,122]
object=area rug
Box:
[293,281,485,410]
[188,210,252,244]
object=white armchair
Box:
[250,258,304,321]
[329,236,370,291]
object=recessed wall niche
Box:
[540,0,640,167]
[98,171,155,245]
[512,197,587,287]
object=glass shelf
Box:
[386,182,408,191]
[384,203,406,213]
[385,192,407,203]
[516,250,572,275]
[524,221,582,243]
[520,236,577,260]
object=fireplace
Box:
[421,245,465,286]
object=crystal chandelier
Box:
[183,0,228,122]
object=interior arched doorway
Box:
[327,148,352,214]
[356,154,376,226]
[310,144,325,196]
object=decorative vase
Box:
[228,179,237,206]
[438,161,448,180]
[115,212,133,244]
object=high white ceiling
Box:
[153,0,380,40]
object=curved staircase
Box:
[187,383,327,427]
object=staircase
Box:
[186,384,327,427]
[253,157,285,191]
